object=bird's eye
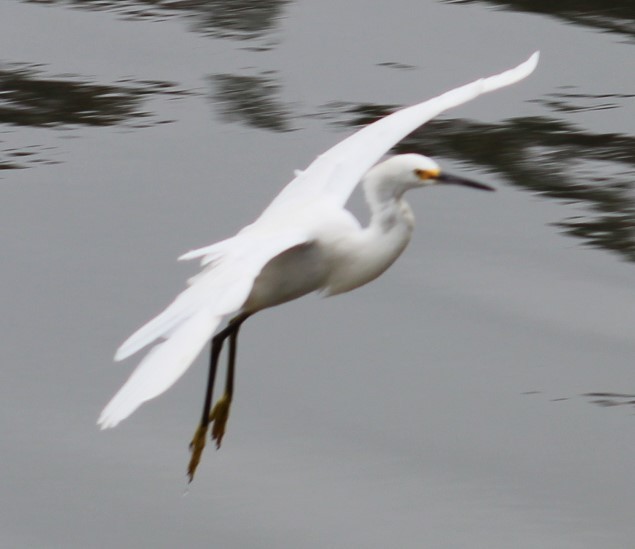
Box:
[415,168,439,180]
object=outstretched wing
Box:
[260,52,539,218]
[98,231,308,428]
[100,53,538,429]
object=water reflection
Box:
[376,61,417,71]
[0,144,59,171]
[188,0,290,41]
[324,101,635,262]
[1,65,150,127]
[25,0,290,41]
[524,391,635,412]
[536,90,635,114]
[584,392,635,409]
[444,0,635,39]
[211,72,293,132]
[0,64,189,169]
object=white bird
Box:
[99,52,539,480]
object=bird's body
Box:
[247,158,419,304]
[98,53,539,480]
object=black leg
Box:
[226,322,239,397]
[199,328,226,427]
[210,316,245,447]
[187,313,249,482]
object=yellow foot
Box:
[210,394,231,449]
[187,423,208,483]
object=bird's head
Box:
[369,153,494,196]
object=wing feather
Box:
[261,52,539,217]
[98,309,219,429]
[114,231,308,362]
[100,231,309,427]
[100,52,538,428]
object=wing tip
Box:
[479,50,540,95]
[99,310,221,430]
[114,336,147,362]
[523,50,540,75]
[178,250,197,261]
[98,388,137,429]
[113,348,128,362]
[97,408,123,430]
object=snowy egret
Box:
[99,52,539,481]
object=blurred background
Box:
[1,1,634,547]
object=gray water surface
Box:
[1,1,634,548]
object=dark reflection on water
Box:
[526,391,635,411]
[537,90,635,114]
[1,65,150,127]
[187,0,290,41]
[211,72,293,132]
[584,392,635,410]
[444,0,635,39]
[0,64,189,170]
[0,145,59,171]
[376,61,417,71]
[323,101,635,262]
[25,0,290,41]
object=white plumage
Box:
[98,53,539,444]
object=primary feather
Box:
[261,52,539,217]
[99,310,219,428]
[99,231,309,428]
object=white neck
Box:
[363,171,415,235]
[324,171,415,296]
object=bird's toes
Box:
[210,394,231,449]
[187,423,208,482]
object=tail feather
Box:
[98,309,220,429]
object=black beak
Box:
[437,172,495,192]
